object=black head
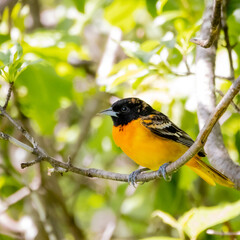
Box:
[101,97,154,126]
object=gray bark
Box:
[196,0,240,188]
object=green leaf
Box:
[227,0,240,16]
[156,0,168,14]
[0,34,10,45]
[16,62,72,134]
[9,59,23,81]
[104,0,145,32]
[120,41,161,63]
[178,200,240,240]
[12,43,23,62]
[152,210,178,227]
[0,44,23,67]
[235,130,240,155]
[146,0,158,17]
[72,0,86,13]
[152,210,184,239]
[12,3,26,32]
[0,51,11,66]
[141,40,162,52]
[111,68,149,88]
[132,76,145,89]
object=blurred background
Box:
[0,0,240,239]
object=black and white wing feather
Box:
[141,112,206,157]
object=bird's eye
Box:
[121,106,129,112]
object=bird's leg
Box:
[128,167,149,187]
[157,162,172,181]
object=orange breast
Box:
[112,118,189,170]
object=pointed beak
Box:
[100,107,118,117]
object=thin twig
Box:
[221,0,234,79]
[0,132,34,152]
[216,89,240,114]
[215,75,235,81]
[0,187,31,214]
[191,0,222,48]
[170,71,234,81]
[2,81,14,110]
[183,55,191,74]
[0,106,46,156]
[170,71,193,77]
[21,156,43,169]
[207,229,240,236]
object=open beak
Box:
[100,107,118,117]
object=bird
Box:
[101,97,234,188]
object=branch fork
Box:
[191,0,222,48]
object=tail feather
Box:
[186,158,234,188]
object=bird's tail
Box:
[186,157,234,188]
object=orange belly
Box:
[112,118,189,170]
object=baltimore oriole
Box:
[101,97,234,188]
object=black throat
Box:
[111,115,139,127]
[111,107,155,127]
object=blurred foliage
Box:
[0,0,240,239]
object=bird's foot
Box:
[157,162,172,182]
[128,168,149,187]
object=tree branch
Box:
[215,75,235,81]
[1,77,240,187]
[216,89,240,114]
[0,106,46,156]
[206,229,240,236]
[191,0,222,48]
[0,187,31,214]
[21,156,43,169]
[221,0,234,79]
[170,70,234,81]
[196,0,240,188]
[0,131,33,152]
[0,0,17,16]
[167,76,240,178]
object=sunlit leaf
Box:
[12,43,23,62]
[111,68,149,88]
[152,210,178,229]
[178,200,240,239]
[154,11,184,26]
[152,210,184,239]
[16,62,72,134]
[104,0,145,32]
[0,51,10,66]
[12,3,25,32]
[156,0,169,14]
[120,41,161,63]
[132,76,145,89]
[141,40,162,52]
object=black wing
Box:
[141,112,206,157]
